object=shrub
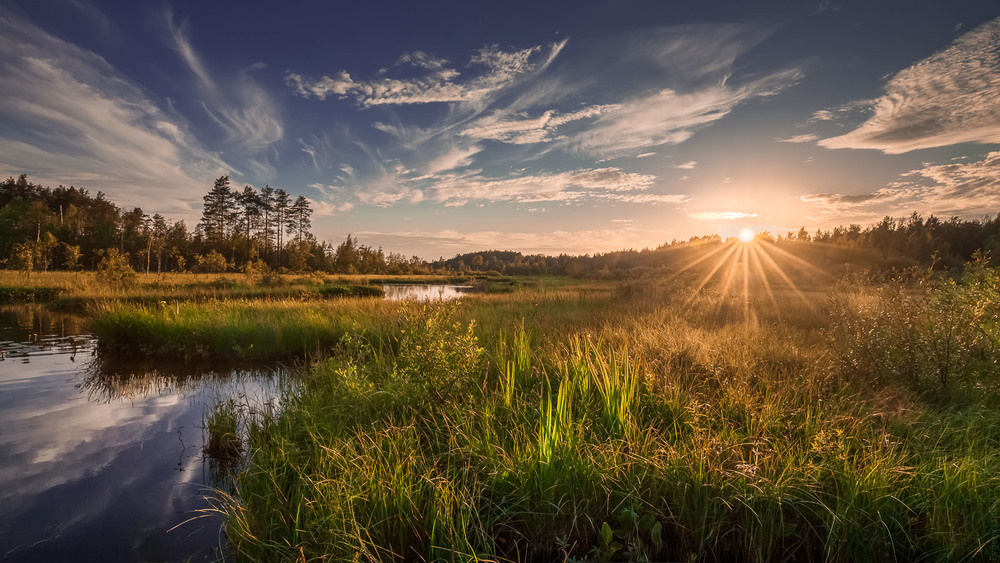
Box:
[393,301,484,398]
[95,249,136,288]
[829,259,1000,395]
[196,250,229,273]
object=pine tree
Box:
[289,195,312,243]
[273,188,290,268]
[237,185,263,261]
[259,186,275,265]
[201,176,237,252]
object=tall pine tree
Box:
[201,176,237,253]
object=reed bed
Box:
[211,271,1000,562]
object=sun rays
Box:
[675,234,830,321]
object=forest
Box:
[4,173,1000,278]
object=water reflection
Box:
[382,283,479,301]
[0,306,283,562]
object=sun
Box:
[738,228,755,243]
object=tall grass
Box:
[214,273,1000,561]
[92,298,398,360]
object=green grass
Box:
[209,271,1000,562]
[92,298,398,361]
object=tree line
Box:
[0,174,427,276]
[2,173,998,278]
[433,213,1000,277]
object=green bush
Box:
[96,249,136,288]
[393,301,484,398]
[829,259,1000,395]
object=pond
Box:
[0,307,283,562]
[382,283,479,301]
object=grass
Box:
[206,269,1000,562]
[92,298,400,361]
[0,270,386,312]
[0,285,62,303]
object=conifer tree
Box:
[200,176,237,252]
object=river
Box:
[0,307,282,562]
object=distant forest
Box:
[3,173,1000,278]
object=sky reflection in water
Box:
[0,307,282,562]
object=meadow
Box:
[201,265,998,562]
[5,263,1000,561]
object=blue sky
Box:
[1,1,998,258]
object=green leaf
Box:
[650,522,663,551]
[600,521,613,548]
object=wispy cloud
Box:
[818,17,1000,154]
[427,167,661,206]
[422,145,482,175]
[286,40,567,109]
[345,166,680,208]
[562,69,800,157]
[165,9,283,153]
[676,160,698,169]
[458,104,619,144]
[801,151,1000,217]
[779,133,819,143]
[0,8,227,218]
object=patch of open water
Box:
[0,307,283,562]
[381,283,479,301]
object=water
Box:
[382,284,479,301]
[0,307,283,562]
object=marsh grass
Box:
[0,271,384,312]
[213,271,1000,561]
[92,298,399,360]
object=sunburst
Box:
[670,232,830,321]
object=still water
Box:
[0,307,282,562]
[382,284,478,301]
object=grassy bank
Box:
[0,285,62,304]
[92,298,400,361]
[213,266,1000,562]
[83,274,605,361]
[0,271,394,312]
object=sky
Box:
[1,0,999,259]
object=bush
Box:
[96,249,136,288]
[393,301,484,398]
[196,250,229,273]
[829,259,1000,395]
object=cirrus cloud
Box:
[286,40,567,109]
[819,17,1000,154]
[801,151,1000,218]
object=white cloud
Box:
[819,17,1000,153]
[562,68,801,157]
[342,164,681,208]
[286,40,567,108]
[166,9,282,152]
[426,167,661,206]
[458,104,619,144]
[423,145,482,174]
[636,152,656,158]
[676,160,698,169]
[0,9,227,218]
[779,134,819,143]
[801,151,1000,217]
